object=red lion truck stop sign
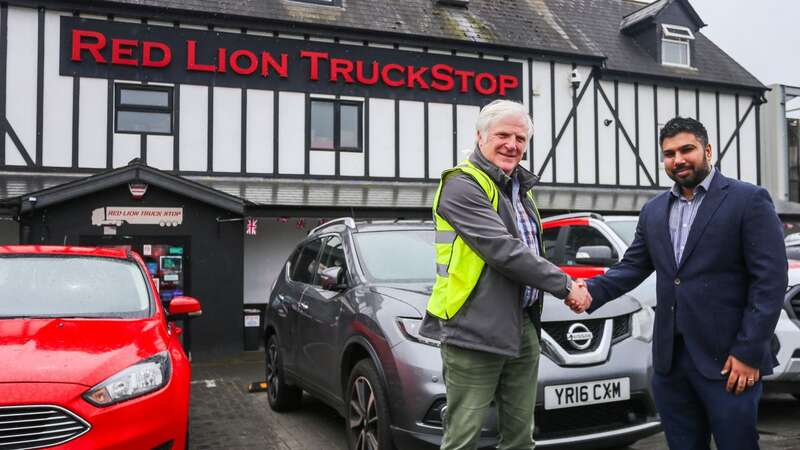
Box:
[59,17,523,106]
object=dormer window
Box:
[661,24,694,68]
[292,0,341,6]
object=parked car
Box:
[264,219,661,449]
[0,245,202,449]
[785,233,800,261]
[542,212,800,399]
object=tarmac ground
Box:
[188,351,800,450]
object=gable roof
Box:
[620,0,706,32]
[6,161,246,214]
[51,0,764,90]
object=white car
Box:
[542,213,800,399]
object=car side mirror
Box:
[575,245,617,267]
[320,266,349,292]
[167,296,203,320]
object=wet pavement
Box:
[189,351,800,450]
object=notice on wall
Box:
[91,207,184,227]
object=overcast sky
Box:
[688,0,799,87]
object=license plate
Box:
[544,377,630,410]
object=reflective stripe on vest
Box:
[426,161,500,320]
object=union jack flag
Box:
[246,218,258,235]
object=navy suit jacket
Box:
[587,172,788,379]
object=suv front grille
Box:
[789,293,800,320]
[542,319,605,354]
[534,394,654,440]
[542,316,631,354]
[0,405,90,450]
[612,315,631,343]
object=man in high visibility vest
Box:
[420,99,592,450]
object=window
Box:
[661,24,694,68]
[542,227,563,265]
[353,230,436,283]
[563,226,618,267]
[315,235,347,289]
[115,84,173,135]
[309,98,363,152]
[291,239,324,284]
[0,257,152,319]
[292,0,341,5]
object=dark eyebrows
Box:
[663,143,696,154]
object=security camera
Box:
[569,69,581,89]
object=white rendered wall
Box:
[213,87,242,173]
[399,101,425,178]
[368,98,394,177]
[5,7,38,165]
[179,84,209,171]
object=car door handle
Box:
[298,301,309,310]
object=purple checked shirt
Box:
[512,175,540,308]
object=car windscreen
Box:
[606,219,638,246]
[353,230,435,283]
[0,256,152,319]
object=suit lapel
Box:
[677,173,730,269]
[654,194,678,273]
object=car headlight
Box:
[631,305,654,342]
[396,317,440,347]
[83,351,171,407]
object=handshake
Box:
[564,278,592,313]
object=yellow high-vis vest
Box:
[426,160,541,320]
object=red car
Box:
[0,246,201,450]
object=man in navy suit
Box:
[569,117,787,449]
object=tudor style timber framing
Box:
[0,1,767,191]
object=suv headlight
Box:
[83,351,171,407]
[396,318,440,347]
[631,305,654,342]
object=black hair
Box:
[659,117,709,148]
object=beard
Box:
[667,154,711,190]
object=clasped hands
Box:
[564,278,591,313]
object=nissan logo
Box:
[566,323,594,350]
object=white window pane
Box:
[340,104,359,148]
[311,101,334,149]
[120,89,169,107]
[117,111,171,133]
[662,40,689,66]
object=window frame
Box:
[662,24,695,40]
[661,38,691,68]
[561,225,619,268]
[290,0,341,6]
[289,238,325,285]
[308,98,364,153]
[660,24,694,69]
[541,226,566,266]
[312,234,349,289]
[114,83,174,136]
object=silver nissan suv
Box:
[263,218,661,449]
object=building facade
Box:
[0,0,785,353]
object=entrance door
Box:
[80,235,191,300]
